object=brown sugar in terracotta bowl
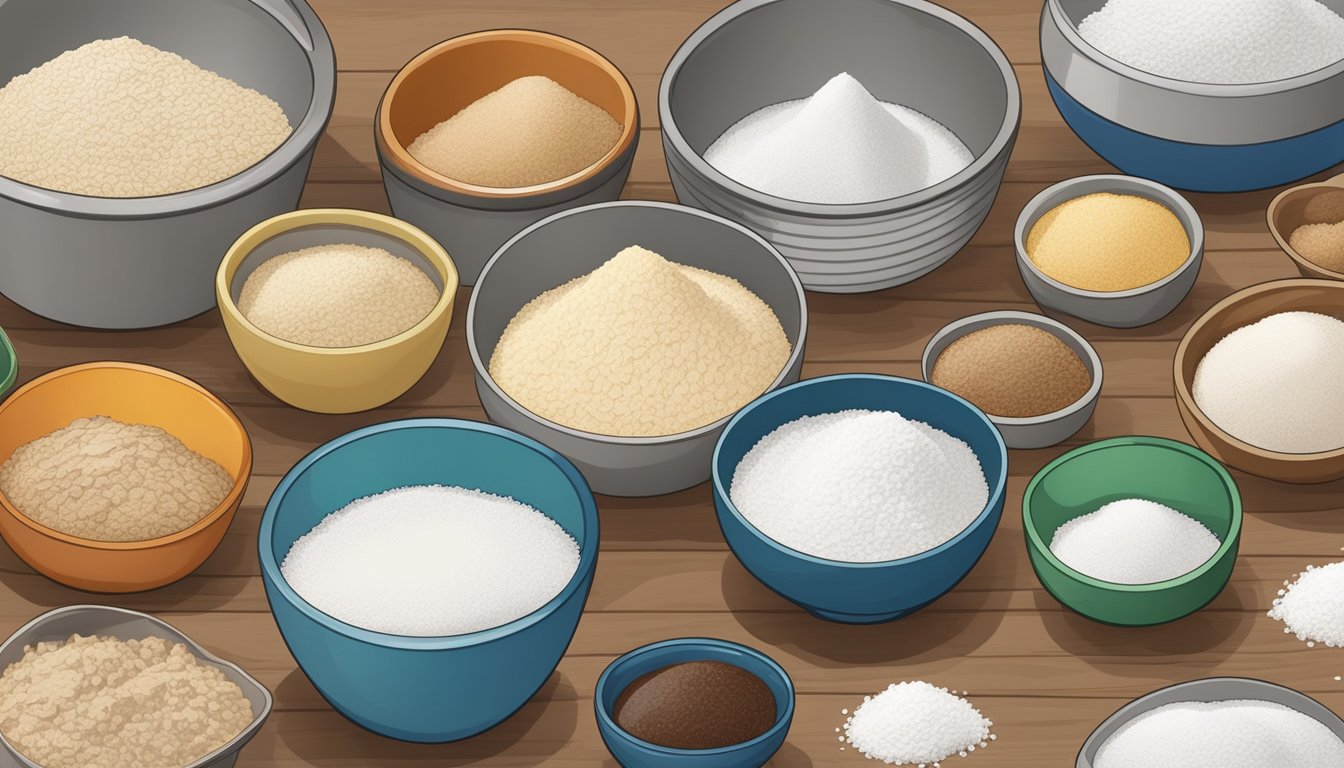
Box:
[1268,172,1344,281]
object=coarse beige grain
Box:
[1290,220,1344,273]
[489,245,790,437]
[238,243,440,348]
[0,634,254,768]
[0,416,232,542]
[407,75,622,187]
[0,37,291,197]
[1026,192,1190,292]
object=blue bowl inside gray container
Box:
[711,374,1008,624]
[258,417,599,743]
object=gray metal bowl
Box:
[922,310,1102,449]
[1014,175,1204,328]
[658,0,1020,294]
[0,0,335,329]
[1077,677,1344,767]
[0,605,272,768]
[466,200,808,497]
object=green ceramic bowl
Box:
[1023,436,1241,627]
[0,327,14,400]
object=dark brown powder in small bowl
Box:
[612,660,776,750]
[931,323,1091,418]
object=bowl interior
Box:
[1269,182,1344,277]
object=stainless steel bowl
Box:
[658,0,1020,294]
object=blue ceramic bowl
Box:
[594,638,794,768]
[712,375,1008,623]
[258,418,599,743]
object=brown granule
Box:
[931,324,1091,418]
[613,660,776,750]
[1290,220,1344,273]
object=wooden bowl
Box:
[1268,172,1344,280]
[1173,279,1344,484]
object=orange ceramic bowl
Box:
[0,363,251,592]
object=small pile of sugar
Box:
[1026,192,1190,292]
[489,245,790,437]
[705,73,973,204]
[1094,699,1344,768]
[1290,221,1344,272]
[930,324,1091,418]
[1269,560,1344,648]
[729,409,988,563]
[0,416,233,542]
[1077,0,1344,85]
[1192,311,1344,454]
[841,682,994,766]
[1049,499,1221,584]
[0,634,254,768]
[408,75,622,187]
[0,37,291,196]
[281,485,580,636]
[238,243,440,348]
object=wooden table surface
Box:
[2,1,1341,765]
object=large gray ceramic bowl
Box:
[0,0,335,329]
[659,0,1020,294]
[1015,175,1204,328]
[467,200,808,497]
[1077,677,1344,767]
[0,605,272,768]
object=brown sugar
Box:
[613,660,776,750]
[1290,220,1344,273]
[931,324,1091,418]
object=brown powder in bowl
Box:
[1290,220,1344,273]
[613,660,776,750]
[931,324,1091,418]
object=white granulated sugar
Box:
[1049,499,1221,585]
[0,37,291,196]
[841,682,993,766]
[704,73,973,204]
[281,485,579,636]
[729,409,988,563]
[1095,699,1344,768]
[1078,0,1344,85]
[1269,560,1344,648]
[1192,311,1344,454]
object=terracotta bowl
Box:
[1268,172,1344,280]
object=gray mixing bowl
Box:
[659,0,1020,294]
[0,0,335,329]
[467,200,808,497]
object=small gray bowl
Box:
[0,605,272,768]
[1014,175,1204,328]
[1077,677,1344,767]
[466,200,808,497]
[922,310,1102,450]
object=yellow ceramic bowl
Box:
[216,209,458,413]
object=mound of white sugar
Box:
[704,73,973,204]
[281,485,580,636]
[729,409,988,563]
[1078,0,1344,85]
[1095,699,1344,768]
[1192,312,1344,454]
[1270,560,1344,648]
[841,682,994,766]
[1049,499,1221,584]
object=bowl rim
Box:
[657,0,1022,218]
[1014,174,1205,300]
[0,326,14,398]
[1267,172,1344,281]
[465,199,809,446]
[0,361,253,551]
[0,604,273,768]
[375,28,640,200]
[215,207,460,355]
[1022,436,1243,593]
[710,373,1010,568]
[257,416,601,650]
[1173,278,1344,460]
[1045,0,1344,95]
[593,637,796,757]
[921,310,1104,426]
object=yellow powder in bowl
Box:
[407,75,623,187]
[1026,192,1190,292]
[0,416,233,542]
[488,245,791,437]
[238,243,440,348]
[931,324,1091,418]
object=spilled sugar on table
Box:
[0,0,1339,765]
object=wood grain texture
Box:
[1,1,1342,766]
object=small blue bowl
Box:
[712,374,1008,623]
[258,418,599,743]
[594,638,795,768]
